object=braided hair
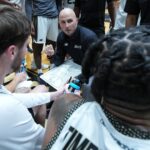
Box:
[82,26,150,105]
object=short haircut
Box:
[0,5,31,55]
[82,26,150,105]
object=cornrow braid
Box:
[83,25,150,105]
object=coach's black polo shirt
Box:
[53,25,97,66]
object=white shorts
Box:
[33,16,58,43]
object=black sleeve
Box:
[83,33,98,54]
[53,34,66,66]
[124,0,140,15]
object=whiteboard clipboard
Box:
[40,60,81,90]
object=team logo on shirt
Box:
[74,45,81,49]
[63,126,98,149]
[64,43,69,46]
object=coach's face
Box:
[59,8,78,36]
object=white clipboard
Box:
[40,59,81,90]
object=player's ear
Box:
[6,45,18,61]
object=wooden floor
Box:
[25,21,110,71]
[26,20,110,67]
[4,20,110,84]
[25,51,50,73]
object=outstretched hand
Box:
[64,84,81,96]
[50,87,65,101]
[44,44,55,57]
[14,72,27,84]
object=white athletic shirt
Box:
[47,101,150,150]
[0,85,51,150]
